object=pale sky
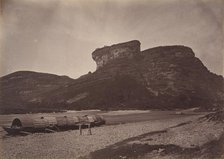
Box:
[1,0,223,78]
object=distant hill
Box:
[0,40,223,114]
[0,71,74,114]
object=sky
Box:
[1,0,223,79]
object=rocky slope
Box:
[0,40,223,114]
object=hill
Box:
[0,40,223,114]
[0,71,74,114]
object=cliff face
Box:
[0,40,223,114]
[92,40,140,69]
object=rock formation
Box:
[92,40,140,69]
[0,40,223,114]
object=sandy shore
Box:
[87,112,224,159]
[0,115,201,159]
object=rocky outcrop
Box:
[0,40,223,114]
[92,40,140,69]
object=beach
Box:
[0,114,202,159]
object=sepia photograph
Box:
[0,0,223,158]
